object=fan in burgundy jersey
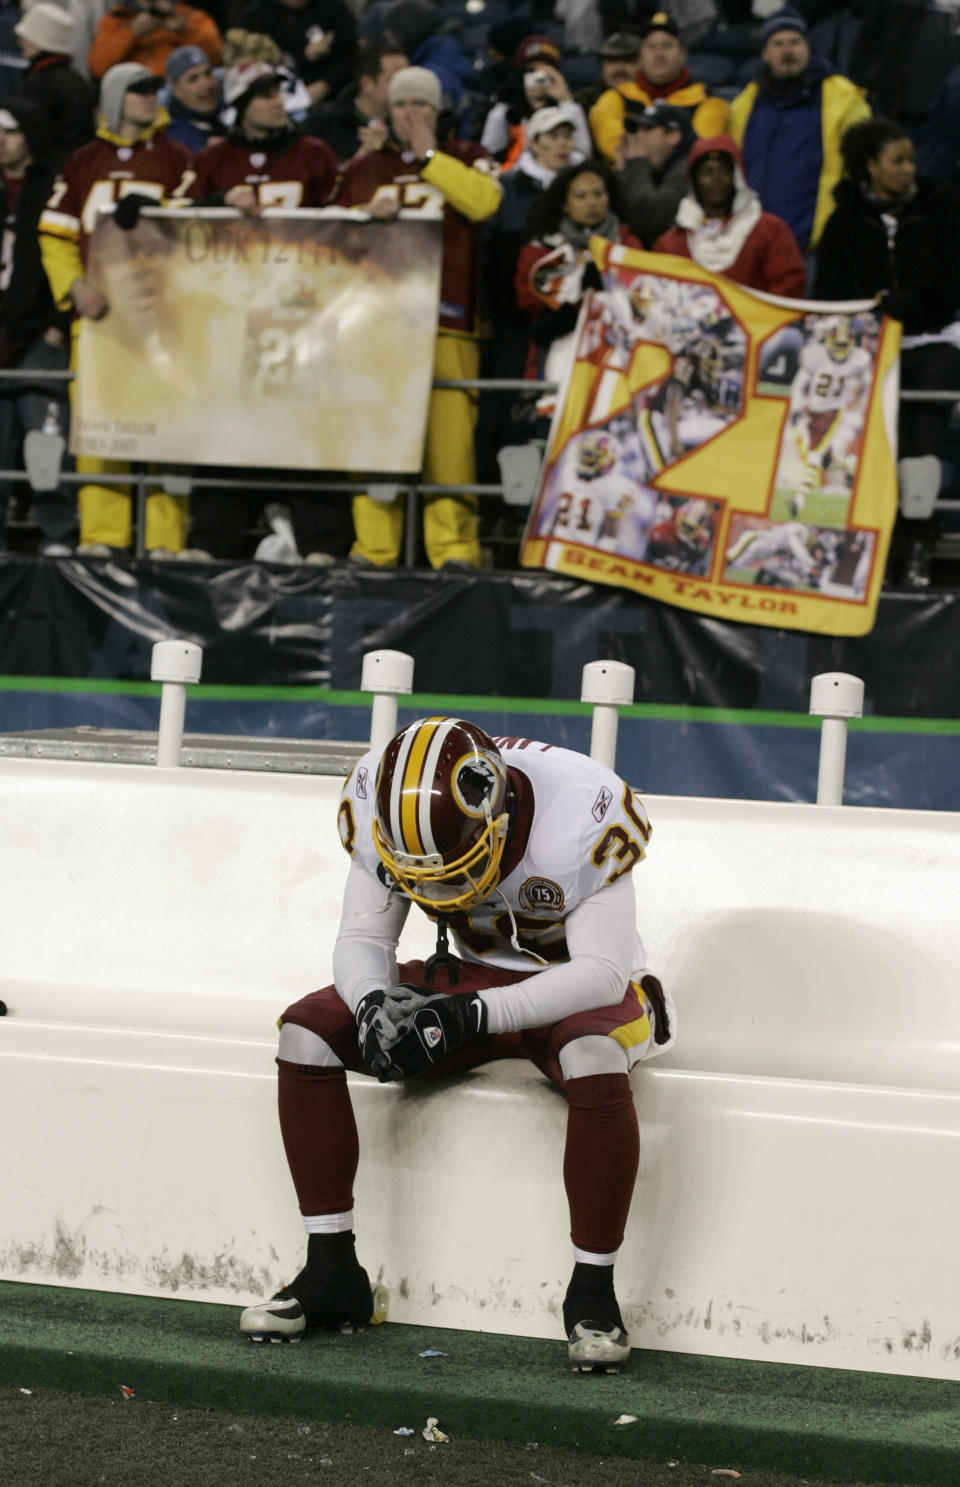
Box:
[182,59,337,211]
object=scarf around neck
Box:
[558,210,620,251]
[675,177,762,273]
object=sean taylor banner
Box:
[519,242,901,636]
[73,209,443,472]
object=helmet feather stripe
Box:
[388,724,417,851]
[418,718,453,856]
[399,718,441,856]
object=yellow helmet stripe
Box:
[399,717,444,856]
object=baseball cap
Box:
[224,58,279,111]
[599,31,642,60]
[166,45,209,85]
[527,105,575,141]
[639,11,681,40]
[637,101,689,130]
[515,34,561,70]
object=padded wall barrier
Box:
[2,756,960,1379]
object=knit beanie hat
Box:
[15,1,74,56]
[387,64,442,110]
[166,45,210,85]
[760,7,809,46]
[100,62,158,134]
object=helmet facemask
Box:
[373,801,508,910]
[373,718,510,912]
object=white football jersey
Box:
[546,467,654,552]
[339,737,651,976]
[798,342,871,414]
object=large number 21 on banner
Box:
[519,242,900,637]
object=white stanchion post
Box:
[151,640,203,767]
[361,650,415,752]
[581,660,635,770]
[809,672,864,806]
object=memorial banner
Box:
[519,243,900,636]
[73,209,443,471]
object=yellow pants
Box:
[351,331,482,569]
[70,328,188,552]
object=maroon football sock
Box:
[277,1061,359,1216]
[563,1073,640,1253]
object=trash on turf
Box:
[19,1388,33,1395]
[422,1416,450,1443]
[419,1349,446,1358]
[711,1471,741,1479]
[613,1414,638,1426]
[118,1385,135,1400]
[393,1427,415,1436]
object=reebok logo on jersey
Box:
[356,768,368,799]
[592,786,613,822]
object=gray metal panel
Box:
[0,728,367,775]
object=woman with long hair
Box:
[514,158,641,385]
[813,116,960,587]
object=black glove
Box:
[877,288,919,325]
[377,985,488,1082]
[113,193,157,232]
[581,259,603,293]
[355,991,395,1078]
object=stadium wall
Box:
[2,756,960,1380]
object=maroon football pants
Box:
[278,958,644,1254]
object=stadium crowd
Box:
[0,0,959,586]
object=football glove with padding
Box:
[355,991,397,1079]
[378,985,488,1082]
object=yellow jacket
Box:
[728,73,870,250]
[589,78,728,163]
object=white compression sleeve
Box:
[331,859,410,1015]
[480,873,641,1036]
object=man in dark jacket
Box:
[728,6,869,252]
[238,0,358,106]
[15,2,94,165]
[303,41,408,164]
[479,106,578,479]
[616,99,694,246]
[163,43,227,152]
[0,98,75,553]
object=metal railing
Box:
[2,367,958,560]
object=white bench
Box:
[2,755,960,1380]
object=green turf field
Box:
[3,1283,960,1487]
[0,1385,910,1487]
[767,485,850,530]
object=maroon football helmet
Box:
[373,716,510,910]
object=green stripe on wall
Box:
[2,676,960,736]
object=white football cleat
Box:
[567,1318,631,1373]
[239,1292,306,1344]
